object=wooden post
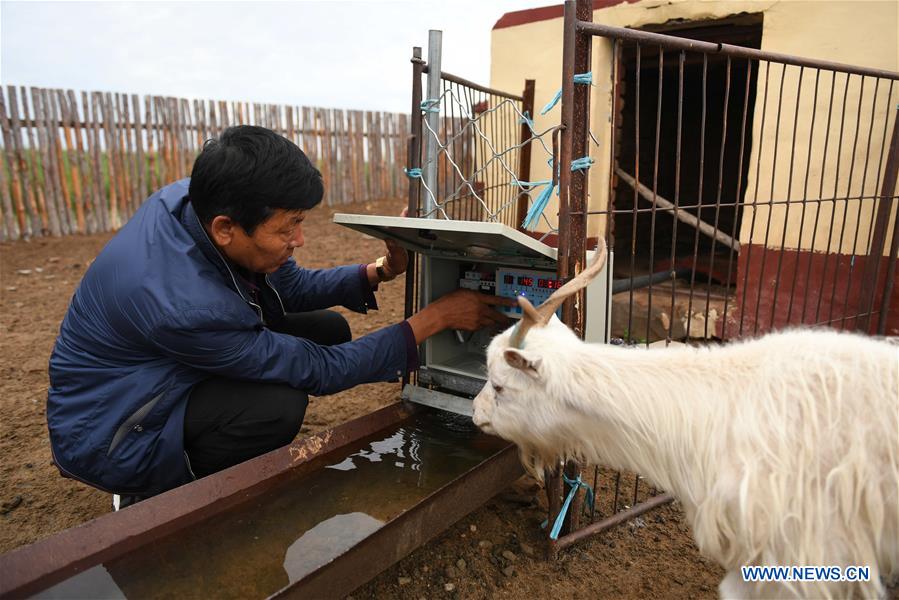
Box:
[145,97,158,189]
[88,92,108,231]
[516,79,536,230]
[58,90,85,233]
[119,93,137,216]
[9,87,43,235]
[48,89,74,233]
[31,87,62,235]
[0,88,21,239]
[1,87,30,237]
[0,143,12,240]
[22,87,49,233]
[132,94,146,206]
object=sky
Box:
[1,0,555,114]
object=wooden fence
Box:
[0,86,411,241]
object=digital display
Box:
[504,275,514,284]
[517,276,535,287]
[538,278,563,290]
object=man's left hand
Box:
[383,208,409,277]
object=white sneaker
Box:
[111,494,143,511]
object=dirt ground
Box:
[0,197,725,598]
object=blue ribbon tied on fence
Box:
[542,473,596,540]
[540,72,594,115]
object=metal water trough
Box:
[0,402,522,599]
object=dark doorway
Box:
[612,15,763,286]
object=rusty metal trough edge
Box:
[0,401,418,598]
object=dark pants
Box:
[183,310,351,478]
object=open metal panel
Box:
[333,214,558,268]
[335,214,612,416]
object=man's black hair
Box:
[188,125,323,234]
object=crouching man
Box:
[47,125,511,508]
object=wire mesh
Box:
[415,74,561,238]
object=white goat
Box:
[472,240,899,599]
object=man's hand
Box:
[366,208,409,286]
[406,290,517,344]
[383,208,409,276]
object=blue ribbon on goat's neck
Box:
[542,474,596,540]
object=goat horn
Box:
[536,237,608,324]
[509,295,542,348]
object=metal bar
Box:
[545,463,564,556]
[686,55,709,341]
[831,76,866,328]
[422,30,443,218]
[274,444,522,598]
[551,493,675,551]
[876,106,899,334]
[801,71,838,325]
[877,201,899,335]
[644,47,664,347]
[858,105,899,331]
[702,56,732,338]
[576,21,899,81]
[770,65,804,329]
[626,44,642,345]
[754,63,788,334]
[815,74,852,325]
[605,38,621,345]
[739,61,770,335]
[423,68,525,102]
[667,50,685,344]
[557,0,592,536]
[844,78,883,328]
[790,69,822,326]
[404,46,424,331]
[0,403,416,598]
[856,83,895,329]
[567,0,592,340]
[721,58,754,340]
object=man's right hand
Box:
[406,290,517,344]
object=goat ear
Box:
[503,348,542,376]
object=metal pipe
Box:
[876,108,899,335]
[575,21,899,81]
[557,0,593,536]
[422,67,525,102]
[612,269,693,294]
[551,493,675,551]
[860,105,899,332]
[422,30,442,219]
[615,167,741,251]
[403,47,425,386]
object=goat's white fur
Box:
[472,321,898,599]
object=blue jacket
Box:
[47,179,413,495]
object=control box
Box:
[333,214,612,416]
[495,268,564,319]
